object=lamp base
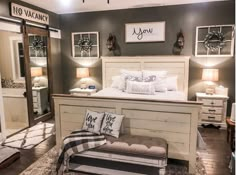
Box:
[205,88,215,95]
[80,83,87,89]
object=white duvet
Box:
[92,88,187,101]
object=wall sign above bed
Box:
[125,22,165,43]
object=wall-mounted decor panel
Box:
[72,32,99,58]
[125,21,165,43]
[195,25,234,57]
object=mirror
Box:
[28,33,51,120]
[0,30,29,137]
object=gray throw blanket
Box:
[56,130,106,175]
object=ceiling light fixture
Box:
[82,0,109,4]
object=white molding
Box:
[0,74,6,141]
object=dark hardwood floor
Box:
[0,128,232,175]
[198,127,232,175]
[0,135,56,175]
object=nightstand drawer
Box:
[202,99,223,106]
[201,114,222,122]
[202,107,223,114]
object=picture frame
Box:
[195,25,234,57]
[72,32,99,58]
[125,21,165,43]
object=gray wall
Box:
[60,1,235,115]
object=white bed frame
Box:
[102,56,190,99]
[53,56,202,174]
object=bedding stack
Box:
[94,69,186,101]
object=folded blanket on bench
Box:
[56,130,106,175]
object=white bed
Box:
[93,88,187,101]
[53,56,202,174]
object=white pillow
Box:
[166,76,178,91]
[126,81,155,95]
[118,70,143,91]
[142,70,167,79]
[100,112,124,138]
[82,110,104,134]
[111,76,121,88]
[142,70,168,92]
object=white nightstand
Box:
[32,87,48,115]
[196,92,229,127]
[69,88,97,96]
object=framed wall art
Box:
[125,21,165,43]
[195,25,234,57]
[72,32,99,58]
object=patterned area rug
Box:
[20,147,206,175]
[2,122,55,149]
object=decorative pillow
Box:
[126,81,155,95]
[82,110,104,134]
[111,76,121,88]
[166,76,178,91]
[142,70,168,92]
[142,70,167,80]
[143,75,157,82]
[100,112,124,138]
[118,70,143,91]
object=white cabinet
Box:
[196,92,228,127]
[32,87,48,115]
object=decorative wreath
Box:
[32,39,44,50]
[203,31,225,51]
[78,38,93,52]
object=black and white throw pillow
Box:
[100,112,124,138]
[82,110,104,134]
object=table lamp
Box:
[202,68,219,95]
[76,68,89,89]
[31,67,43,87]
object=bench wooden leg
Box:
[159,167,166,175]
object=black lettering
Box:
[132,27,153,40]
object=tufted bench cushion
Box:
[95,135,167,159]
[70,134,168,174]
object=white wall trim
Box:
[0,73,6,141]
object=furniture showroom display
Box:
[196,92,228,127]
[53,56,202,174]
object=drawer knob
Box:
[208,116,215,119]
[211,102,214,105]
[208,109,216,112]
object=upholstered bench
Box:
[69,135,168,175]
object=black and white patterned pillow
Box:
[82,110,105,134]
[100,112,124,138]
[143,75,157,82]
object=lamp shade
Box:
[76,68,89,78]
[31,67,43,77]
[202,69,219,82]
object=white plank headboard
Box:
[102,56,190,97]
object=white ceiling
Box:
[20,0,227,14]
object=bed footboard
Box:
[53,95,202,174]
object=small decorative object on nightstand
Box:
[69,88,97,96]
[202,68,219,95]
[196,92,229,128]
